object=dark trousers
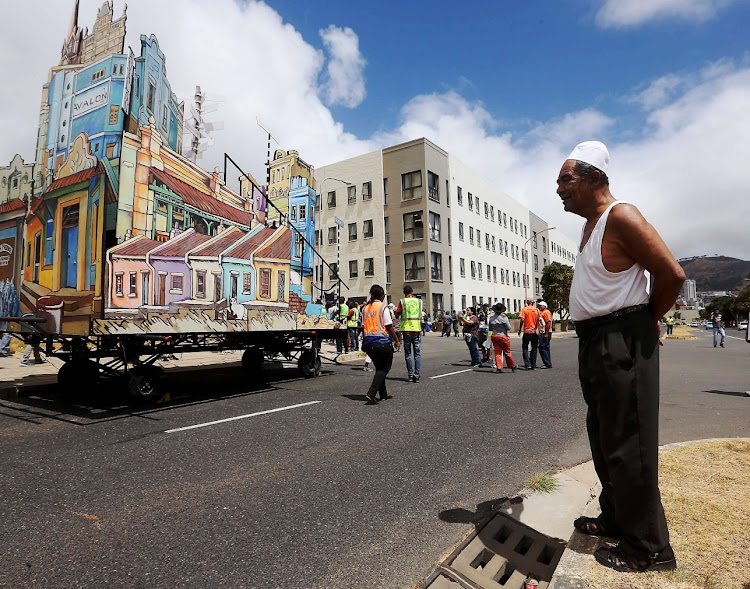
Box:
[348,327,359,351]
[521,333,539,368]
[538,333,552,367]
[336,330,349,353]
[362,343,393,399]
[577,308,671,559]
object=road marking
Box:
[725,335,747,341]
[165,401,321,433]
[430,369,473,379]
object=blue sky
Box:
[1,0,749,260]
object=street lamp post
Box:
[318,177,351,303]
[523,226,555,303]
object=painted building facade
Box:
[267,149,315,221]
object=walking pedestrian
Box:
[452,310,459,337]
[537,301,553,368]
[0,320,11,357]
[489,303,516,373]
[20,336,46,367]
[459,307,482,367]
[441,310,452,337]
[477,304,490,363]
[335,296,349,354]
[346,299,360,351]
[395,285,423,383]
[711,309,725,348]
[361,284,400,404]
[558,140,684,573]
[517,299,541,370]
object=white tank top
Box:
[569,201,650,321]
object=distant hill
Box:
[679,256,750,292]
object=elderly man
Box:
[558,141,685,573]
[537,301,553,369]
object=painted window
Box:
[196,271,206,298]
[260,269,271,298]
[115,274,123,296]
[129,272,137,295]
[299,205,306,221]
[147,81,156,112]
[401,170,422,201]
[171,274,183,291]
[243,272,252,294]
[44,210,54,266]
[290,206,297,222]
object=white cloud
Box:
[319,25,366,108]
[0,0,747,262]
[595,0,737,28]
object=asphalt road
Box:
[0,329,747,589]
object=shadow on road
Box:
[702,389,750,398]
[439,496,519,525]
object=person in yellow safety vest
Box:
[395,284,423,383]
[346,299,360,351]
[665,316,674,336]
[362,284,400,404]
[336,296,350,354]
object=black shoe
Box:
[511,367,517,373]
[540,365,551,369]
[593,544,676,573]
[380,394,392,400]
[496,369,503,373]
[413,378,419,383]
[365,395,379,405]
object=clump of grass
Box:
[525,472,559,494]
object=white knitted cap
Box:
[538,301,547,307]
[567,141,609,173]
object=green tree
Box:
[706,296,737,325]
[733,285,750,321]
[540,262,575,321]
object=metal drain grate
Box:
[433,512,566,589]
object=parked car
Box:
[706,323,714,330]
[738,321,748,331]
[689,321,699,327]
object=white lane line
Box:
[725,334,747,341]
[165,401,321,434]
[430,369,473,379]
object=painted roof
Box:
[150,231,211,258]
[256,227,292,260]
[151,168,253,227]
[112,236,162,257]
[223,226,276,260]
[46,165,101,193]
[190,228,246,258]
[0,199,26,214]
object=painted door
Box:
[32,232,41,283]
[231,274,238,299]
[278,271,286,302]
[142,272,149,305]
[158,273,166,306]
[61,204,79,289]
[214,274,221,302]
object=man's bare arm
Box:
[608,204,686,321]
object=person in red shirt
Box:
[517,300,541,369]
[538,301,553,369]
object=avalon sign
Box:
[72,83,110,119]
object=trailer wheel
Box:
[242,347,264,373]
[128,364,166,400]
[57,360,99,398]
[298,350,321,378]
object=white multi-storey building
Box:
[313,138,578,314]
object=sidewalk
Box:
[423,438,750,589]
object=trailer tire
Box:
[128,364,166,400]
[57,360,99,398]
[298,350,321,378]
[242,347,264,373]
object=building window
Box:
[459,258,465,278]
[404,252,425,281]
[457,186,463,206]
[147,81,156,112]
[476,229,481,248]
[470,261,476,279]
[484,202,489,219]
[383,178,389,204]
[458,222,464,241]
[294,234,303,258]
[162,105,168,130]
[468,193,473,211]
[485,234,490,250]
[478,264,483,280]
[469,226,474,245]
[428,171,439,202]
[493,266,497,283]
[290,206,297,222]
[385,256,391,284]
[486,264,491,282]
[533,231,538,249]
[534,255,539,272]
[348,223,357,241]
[327,190,336,208]
[260,268,271,298]
[384,217,390,244]
[197,271,206,298]
[503,213,507,228]
[491,236,496,252]
[490,205,494,222]
[364,257,374,277]
[402,170,422,201]
[428,212,441,242]
[363,219,374,239]
[44,211,54,266]
[171,274,183,292]
[430,252,443,281]
[129,272,137,296]
[535,277,540,295]
[449,255,453,282]
[328,263,338,280]
[542,236,547,253]
[349,260,358,278]
[362,181,372,201]
[476,198,480,215]
[347,185,356,204]
[115,273,123,296]
[461,295,467,309]
[328,226,337,244]
[299,205,306,221]
[403,211,423,241]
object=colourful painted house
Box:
[220,226,278,304]
[146,229,211,307]
[186,227,247,303]
[106,234,161,311]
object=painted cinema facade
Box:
[16,1,329,337]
